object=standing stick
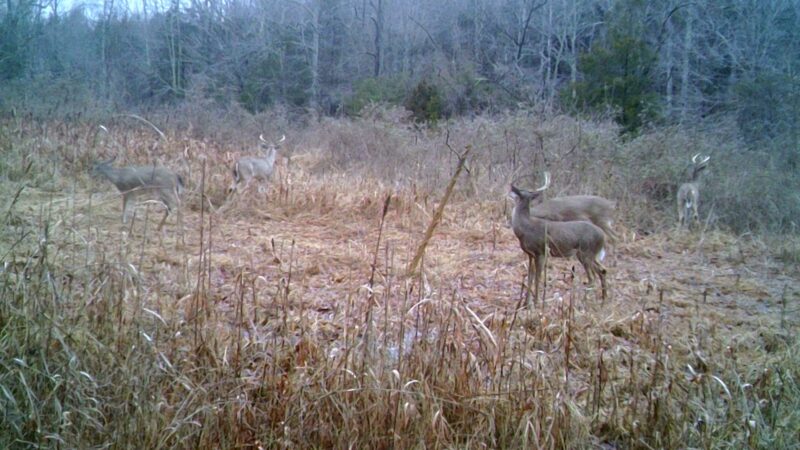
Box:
[406,145,471,276]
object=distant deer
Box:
[676,154,710,228]
[92,157,184,230]
[509,173,608,308]
[228,134,285,194]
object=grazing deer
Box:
[529,174,620,242]
[509,173,608,308]
[92,157,184,230]
[676,154,710,228]
[228,134,285,194]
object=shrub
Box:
[343,76,407,116]
[564,32,660,133]
[405,80,444,124]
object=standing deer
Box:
[92,157,184,230]
[676,154,710,228]
[509,173,608,308]
[228,134,285,194]
[531,193,620,243]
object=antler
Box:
[536,171,551,192]
[691,154,711,165]
[260,134,286,144]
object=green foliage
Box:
[564,0,660,134]
[343,76,407,116]
[734,73,800,154]
[278,29,314,108]
[404,80,444,124]
[238,55,281,113]
[0,2,36,80]
[567,31,659,133]
[443,69,504,116]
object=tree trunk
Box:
[310,0,320,109]
[679,7,692,124]
[371,0,384,77]
[665,19,674,117]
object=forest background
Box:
[1,0,799,229]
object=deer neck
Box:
[96,165,122,179]
[691,166,706,182]
[512,199,553,254]
[263,148,277,165]
[511,200,531,226]
[512,199,547,234]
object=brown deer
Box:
[676,154,710,228]
[92,157,184,230]
[228,134,285,194]
[530,182,620,242]
[509,173,608,308]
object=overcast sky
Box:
[56,0,151,17]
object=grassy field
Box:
[1,112,799,449]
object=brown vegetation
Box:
[1,110,799,449]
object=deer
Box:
[509,173,608,308]
[228,134,285,194]
[676,154,710,228]
[531,192,620,243]
[91,157,184,230]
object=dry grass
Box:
[1,112,799,449]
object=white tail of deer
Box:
[229,134,285,194]
[676,153,710,228]
[509,173,608,308]
[92,157,184,230]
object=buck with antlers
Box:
[92,157,184,230]
[509,173,608,308]
[229,134,285,194]
[676,154,710,228]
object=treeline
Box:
[1,0,799,145]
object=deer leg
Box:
[534,254,545,307]
[122,194,134,223]
[582,253,607,300]
[524,255,535,309]
[156,194,176,231]
[157,208,170,231]
[597,263,607,300]
[602,222,620,244]
[578,255,598,301]
[157,199,172,231]
[580,255,595,285]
